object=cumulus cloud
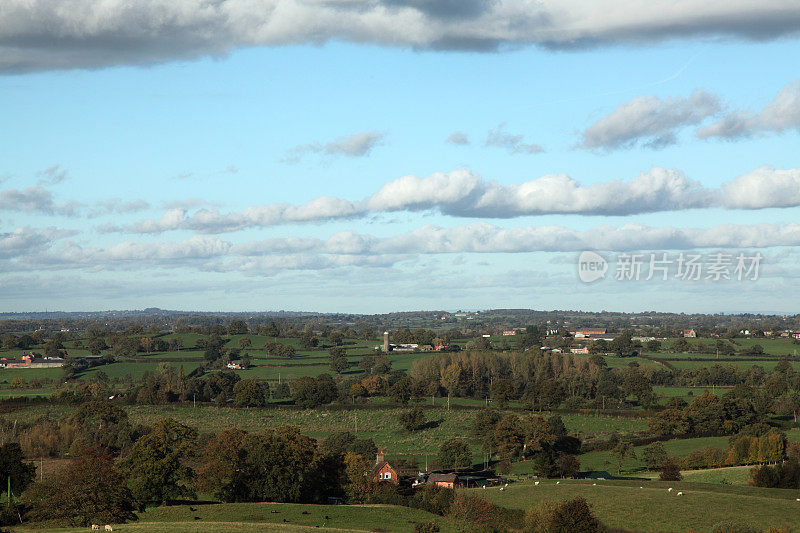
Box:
[5,1,800,73]
[723,166,800,209]
[0,226,76,259]
[283,132,386,163]
[0,186,80,215]
[109,167,726,233]
[698,78,800,139]
[580,89,721,149]
[485,124,544,154]
[446,132,470,145]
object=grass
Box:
[573,436,731,475]
[9,502,454,533]
[667,359,800,371]
[680,465,753,485]
[479,478,800,532]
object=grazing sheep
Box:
[504,483,508,487]
[556,481,560,485]
[499,487,505,491]
[677,492,683,496]
[592,483,596,486]
[91,526,100,531]
[668,488,673,492]
[534,481,540,485]
[104,526,113,532]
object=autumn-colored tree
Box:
[343,451,378,503]
[196,428,250,501]
[494,414,524,461]
[525,497,606,533]
[399,406,427,432]
[24,450,136,527]
[233,378,269,407]
[659,457,682,481]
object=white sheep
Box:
[499,487,505,491]
[668,488,673,492]
[592,483,596,486]
[534,481,540,485]
[91,526,100,531]
[556,481,560,485]
[677,492,683,496]
[105,526,114,532]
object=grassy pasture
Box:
[9,502,453,533]
[479,478,800,532]
[680,465,753,485]
[667,359,800,371]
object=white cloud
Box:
[580,89,721,149]
[723,166,800,209]
[485,124,544,154]
[0,186,80,215]
[0,226,76,259]
[4,1,800,73]
[107,166,725,233]
[283,132,386,163]
[698,78,800,139]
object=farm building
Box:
[427,473,461,489]
[373,452,399,485]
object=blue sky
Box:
[2,1,800,313]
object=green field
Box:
[680,465,753,485]
[8,502,454,533]
[667,359,800,371]
[479,479,800,532]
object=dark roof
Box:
[374,461,395,472]
[428,473,458,483]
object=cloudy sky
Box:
[2,0,800,313]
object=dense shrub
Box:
[524,497,606,533]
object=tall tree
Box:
[123,418,198,504]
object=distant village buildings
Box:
[0,352,64,369]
